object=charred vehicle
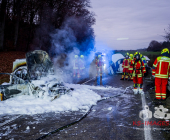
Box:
[0,50,73,101]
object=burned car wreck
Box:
[0,50,73,101]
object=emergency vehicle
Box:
[109,53,150,75]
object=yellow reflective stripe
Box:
[155,75,169,78]
[124,66,129,68]
[156,96,161,97]
[159,61,162,74]
[153,64,157,67]
[152,71,155,73]
[161,93,166,95]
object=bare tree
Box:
[0,0,95,52]
[0,0,7,51]
[164,25,170,42]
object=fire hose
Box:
[35,86,132,140]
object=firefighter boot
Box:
[139,88,144,94]
[120,75,125,80]
[125,75,128,80]
[133,88,138,94]
[100,76,103,85]
[128,75,133,81]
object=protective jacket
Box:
[95,57,103,77]
[73,59,79,69]
[128,58,134,71]
[95,58,103,68]
[152,56,170,79]
[122,58,130,69]
[132,60,146,77]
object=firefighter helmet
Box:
[75,55,78,58]
[161,48,169,54]
[134,52,140,60]
[125,52,129,59]
[80,55,84,58]
[98,55,101,58]
[129,54,133,58]
[134,51,140,56]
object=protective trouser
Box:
[155,77,168,100]
[129,70,133,80]
[121,68,129,80]
[133,76,143,89]
[96,67,102,76]
[94,67,103,85]
[73,69,80,78]
[123,68,129,80]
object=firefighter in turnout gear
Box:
[79,55,85,77]
[73,55,80,78]
[128,54,134,81]
[132,52,146,94]
[94,54,104,85]
[152,48,170,101]
[120,52,130,80]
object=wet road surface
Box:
[46,75,166,140]
[0,74,168,140]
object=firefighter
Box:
[94,54,103,85]
[152,48,170,101]
[128,54,134,81]
[132,52,146,94]
[79,55,85,77]
[73,55,80,78]
[120,52,130,80]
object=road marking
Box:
[141,93,153,140]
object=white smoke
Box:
[50,17,95,83]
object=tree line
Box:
[147,25,170,52]
[0,0,95,54]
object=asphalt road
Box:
[0,74,169,140]
[45,75,166,140]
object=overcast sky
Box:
[90,0,170,50]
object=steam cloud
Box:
[50,17,95,83]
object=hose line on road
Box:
[35,86,133,140]
[81,77,96,85]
